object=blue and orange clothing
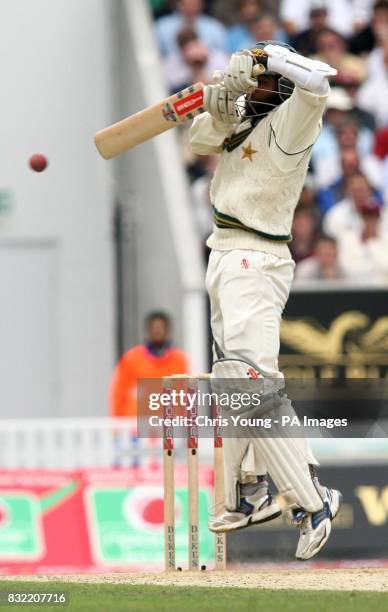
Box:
[109,343,189,417]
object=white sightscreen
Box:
[0,240,58,418]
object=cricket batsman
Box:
[189,41,342,560]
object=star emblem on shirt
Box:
[241,142,258,161]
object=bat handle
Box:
[212,70,224,84]
[252,63,266,76]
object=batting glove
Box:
[204,84,240,125]
[223,50,258,95]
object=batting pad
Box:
[212,358,284,401]
[211,357,323,512]
[251,402,324,512]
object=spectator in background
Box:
[150,0,173,19]
[312,92,375,188]
[336,75,376,131]
[357,34,388,126]
[317,146,383,214]
[338,198,388,283]
[311,88,354,174]
[316,117,382,192]
[351,0,375,33]
[280,0,361,38]
[350,0,388,55]
[226,1,285,53]
[155,0,227,56]
[323,171,383,239]
[295,235,344,281]
[365,14,388,78]
[289,205,319,264]
[110,312,189,417]
[298,178,317,208]
[290,7,328,56]
[227,0,263,52]
[373,127,388,206]
[337,120,382,185]
[163,27,228,92]
[374,126,388,157]
[151,0,214,18]
[249,12,280,45]
[313,28,367,86]
[336,113,374,157]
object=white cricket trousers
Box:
[206,249,318,510]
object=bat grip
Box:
[252,63,266,76]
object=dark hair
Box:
[176,26,198,49]
[294,204,314,216]
[236,0,262,10]
[316,27,347,46]
[345,171,371,189]
[316,234,337,247]
[254,11,276,23]
[310,7,327,17]
[374,0,388,12]
[145,311,171,328]
[335,117,359,134]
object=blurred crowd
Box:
[150,0,388,285]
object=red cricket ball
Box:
[29,153,48,173]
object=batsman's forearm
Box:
[190,112,233,155]
[267,50,335,96]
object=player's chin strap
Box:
[211,357,324,513]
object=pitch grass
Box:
[0,582,387,612]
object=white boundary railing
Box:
[0,418,140,469]
[0,418,387,469]
[0,418,217,470]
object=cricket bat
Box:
[94,63,265,159]
[95,82,206,160]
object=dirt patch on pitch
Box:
[1,569,388,592]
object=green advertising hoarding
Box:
[0,491,44,560]
[86,484,214,567]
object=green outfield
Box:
[0,582,387,612]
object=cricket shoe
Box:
[208,493,281,533]
[293,487,342,560]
